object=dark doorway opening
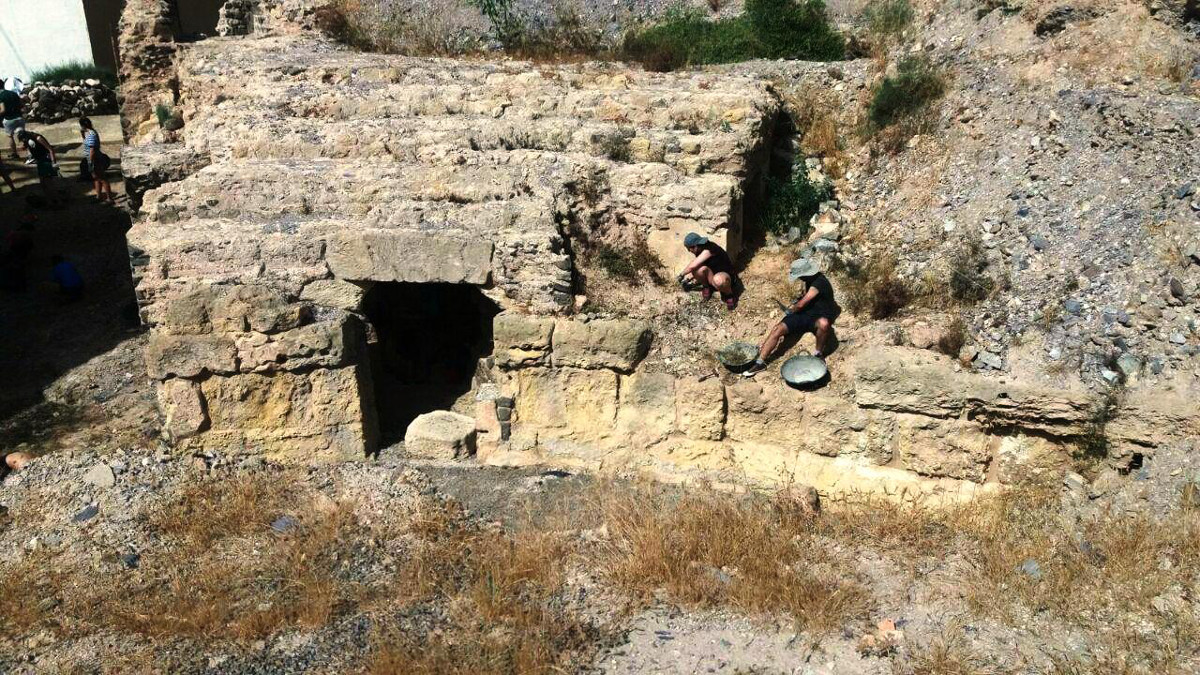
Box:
[362,282,499,446]
[174,0,226,39]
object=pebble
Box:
[84,464,116,489]
[73,504,100,523]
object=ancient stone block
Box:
[894,415,996,483]
[146,334,239,379]
[405,411,477,459]
[994,435,1070,484]
[724,380,804,445]
[196,366,368,462]
[234,319,362,373]
[513,368,618,443]
[157,378,209,441]
[675,377,726,441]
[327,230,494,284]
[212,285,306,334]
[493,312,555,368]
[301,278,370,311]
[551,318,651,372]
[853,346,1094,437]
[614,372,676,447]
[121,143,210,211]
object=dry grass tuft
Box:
[834,253,913,320]
[147,473,300,548]
[66,474,367,640]
[368,500,599,674]
[592,486,873,631]
[0,552,58,635]
[893,626,1000,675]
[952,483,1200,668]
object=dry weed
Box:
[954,483,1200,655]
[77,487,362,640]
[592,487,873,631]
[368,500,598,674]
[893,628,1003,675]
[146,472,300,549]
[0,552,58,635]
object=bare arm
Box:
[681,249,713,278]
[788,286,819,313]
[37,137,56,164]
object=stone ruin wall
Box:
[118,2,1200,500]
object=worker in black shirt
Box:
[678,232,741,310]
[744,258,840,377]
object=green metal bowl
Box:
[781,355,829,387]
[716,341,759,372]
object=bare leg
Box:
[711,271,734,297]
[693,265,714,288]
[757,323,789,362]
[814,318,831,356]
[103,179,113,201]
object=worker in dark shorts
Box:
[744,258,840,377]
[678,232,741,310]
[0,86,25,160]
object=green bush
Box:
[760,164,832,236]
[863,0,913,43]
[867,55,946,129]
[621,0,844,72]
[29,60,117,88]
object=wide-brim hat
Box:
[683,232,708,247]
[788,257,821,282]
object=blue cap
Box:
[683,232,708,247]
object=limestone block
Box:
[475,400,502,456]
[160,286,217,334]
[327,230,494,284]
[301,278,370,311]
[234,319,362,373]
[212,285,306,334]
[994,435,1070,484]
[852,346,1094,436]
[404,411,478,459]
[724,380,804,445]
[157,378,209,441]
[121,143,210,211]
[513,368,618,443]
[552,318,651,372]
[146,334,239,379]
[194,366,369,462]
[493,312,555,368]
[675,377,726,441]
[614,372,676,448]
[895,415,995,483]
[796,395,894,464]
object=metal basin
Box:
[716,341,759,372]
[781,355,829,388]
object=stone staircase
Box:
[125,32,782,461]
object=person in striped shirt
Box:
[80,117,113,203]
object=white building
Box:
[0,0,225,82]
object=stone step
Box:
[190,79,769,139]
[184,36,774,103]
[188,110,759,177]
[140,152,741,239]
[140,152,583,224]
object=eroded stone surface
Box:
[405,411,478,459]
